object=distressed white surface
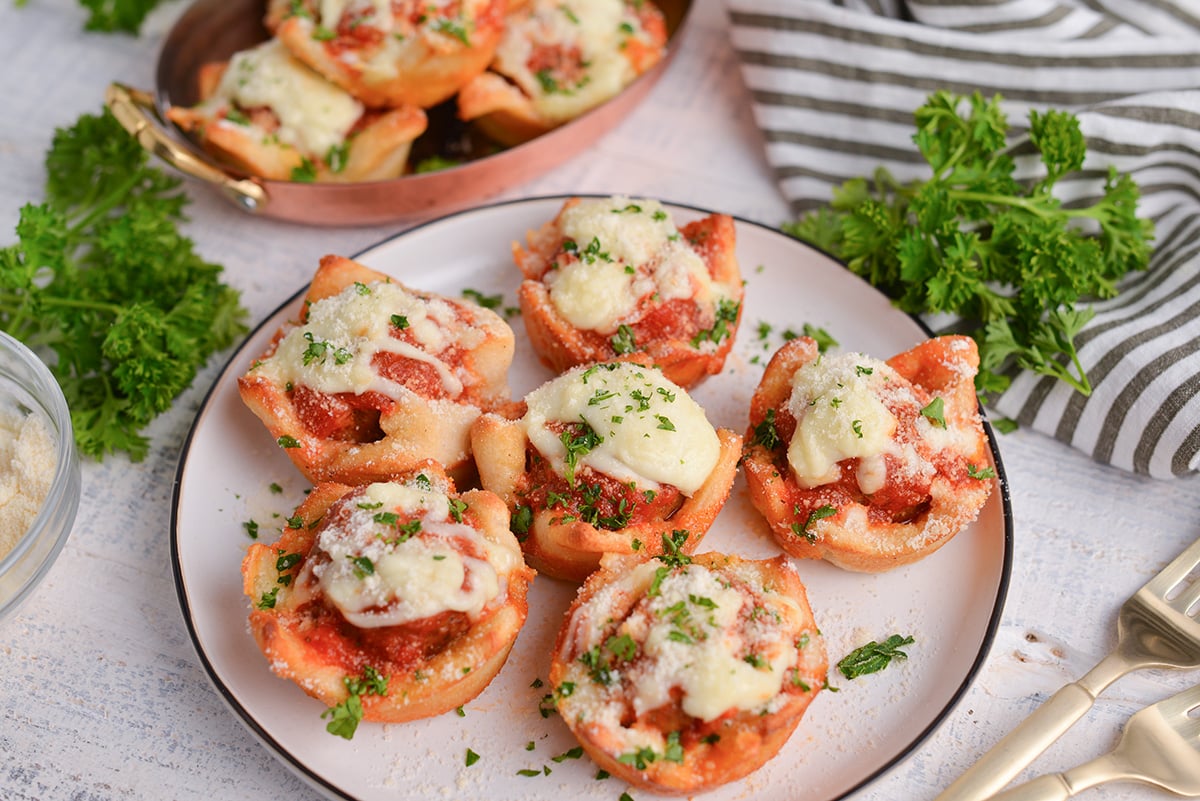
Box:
[0,1,1198,800]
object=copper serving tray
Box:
[106,0,692,226]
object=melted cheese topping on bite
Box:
[559,560,804,750]
[785,352,964,495]
[254,279,483,399]
[495,0,643,122]
[319,0,394,31]
[310,480,520,628]
[543,196,730,334]
[212,39,362,157]
[522,362,719,495]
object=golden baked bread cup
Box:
[265,0,506,108]
[742,335,994,573]
[242,465,535,730]
[166,39,427,183]
[237,254,514,485]
[549,546,827,794]
[513,196,743,389]
[457,0,667,146]
[471,359,741,582]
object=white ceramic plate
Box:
[172,196,1012,801]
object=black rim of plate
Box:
[169,193,1015,801]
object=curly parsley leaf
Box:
[0,110,247,461]
[837,634,915,679]
[782,91,1153,398]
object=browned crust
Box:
[456,0,668,146]
[742,335,994,572]
[236,254,514,485]
[166,62,428,182]
[512,201,743,389]
[273,0,506,108]
[241,464,535,723]
[472,413,742,581]
[549,551,828,793]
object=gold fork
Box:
[935,536,1200,801]
[987,683,1200,800]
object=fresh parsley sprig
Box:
[837,634,915,679]
[0,110,247,460]
[783,91,1153,397]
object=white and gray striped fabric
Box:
[727,0,1200,478]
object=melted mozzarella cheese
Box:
[786,353,898,489]
[313,481,519,628]
[494,0,636,123]
[543,196,717,333]
[213,39,362,157]
[319,0,394,31]
[563,561,799,730]
[522,362,719,495]
[254,279,471,398]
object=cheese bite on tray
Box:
[513,196,743,389]
[742,336,994,572]
[471,360,741,582]
[265,0,507,108]
[550,545,827,793]
[238,255,514,485]
[167,39,427,183]
[457,0,668,145]
[242,465,534,727]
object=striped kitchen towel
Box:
[727,0,1200,478]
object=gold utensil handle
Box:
[933,681,1103,801]
[988,774,1075,801]
[104,82,268,213]
[989,752,1125,801]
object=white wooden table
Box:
[1,1,1198,799]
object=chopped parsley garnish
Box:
[465,748,480,766]
[792,504,837,543]
[224,109,250,126]
[326,142,349,173]
[802,323,838,352]
[349,555,375,578]
[275,552,301,572]
[920,397,947,428]
[243,519,259,539]
[967,463,996,479]
[654,415,675,431]
[610,324,637,354]
[511,504,533,538]
[322,666,388,739]
[560,421,603,487]
[448,497,467,523]
[462,288,503,309]
[290,157,317,183]
[690,298,740,348]
[257,586,279,609]
[431,16,471,45]
[390,314,409,329]
[552,747,584,763]
[268,482,283,494]
[837,634,915,679]
[413,154,463,173]
[752,408,780,450]
[276,435,301,449]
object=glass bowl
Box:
[0,331,81,624]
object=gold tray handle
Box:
[104,82,269,214]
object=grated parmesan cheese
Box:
[0,403,56,560]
